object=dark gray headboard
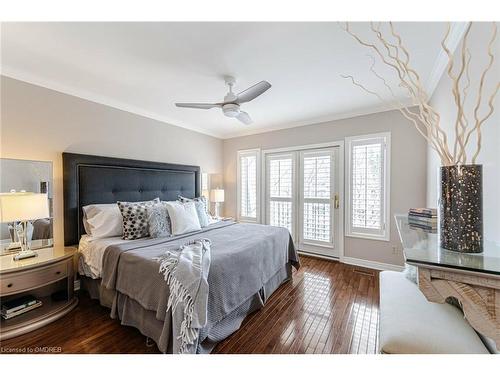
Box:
[62,152,200,246]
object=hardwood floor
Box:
[0,256,380,354]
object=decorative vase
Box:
[439,164,483,253]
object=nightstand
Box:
[0,246,78,340]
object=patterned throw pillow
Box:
[117,198,159,240]
[146,202,172,238]
[178,195,209,227]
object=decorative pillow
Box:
[82,203,120,236]
[178,195,210,227]
[146,202,172,238]
[85,204,123,238]
[165,201,201,235]
[117,198,159,240]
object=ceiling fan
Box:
[175,76,271,125]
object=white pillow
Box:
[82,204,123,238]
[165,201,201,235]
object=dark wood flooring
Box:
[0,256,380,354]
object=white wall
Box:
[427,23,500,245]
[223,109,427,266]
[0,76,224,245]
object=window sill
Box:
[238,218,259,224]
[345,233,390,242]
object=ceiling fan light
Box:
[222,103,240,118]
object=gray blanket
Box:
[100,221,299,352]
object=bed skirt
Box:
[80,263,292,353]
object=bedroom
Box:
[0,0,499,372]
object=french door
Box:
[264,146,341,258]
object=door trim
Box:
[261,140,344,261]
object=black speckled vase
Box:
[439,165,483,253]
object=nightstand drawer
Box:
[0,262,68,295]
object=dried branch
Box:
[457,49,472,164]
[341,22,498,166]
[342,22,454,164]
[387,23,454,161]
[472,82,500,163]
[341,74,447,163]
[445,23,472,163]
[470,23,498,163]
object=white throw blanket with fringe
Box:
[156,238,211,354]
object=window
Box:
[267,154,294,234]
[237,149,260,222]
[301,150,332,244]
[346,133,390,241]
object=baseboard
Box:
[298,250,339,261]
[342,257,404,272]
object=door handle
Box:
[334,193,340,209]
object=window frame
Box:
[236,148,261,223]
[298,148,335,249]
[345,132,391,241]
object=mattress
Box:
[78,234,129,279]
[78,218,223,278]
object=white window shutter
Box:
[237,149,260,222]
[346,133,390,241]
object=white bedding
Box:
[78,235,129,279]
[77,216,222,279]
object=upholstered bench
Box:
[379,270,492,354]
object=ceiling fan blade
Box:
[236,111,253,125]
[175,103,220,109]
[235,81,271,104]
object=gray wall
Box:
[427,22,500,246]
[223,109,427,266]
[0,76,224,245]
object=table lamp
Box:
[0,192,49,260]
[209,189,225,218]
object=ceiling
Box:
[1,22,463,139]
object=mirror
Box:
[0,158,54,253]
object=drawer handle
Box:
[7,283,13,288]
[55,271,61,275]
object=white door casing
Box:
[262,141,344,259]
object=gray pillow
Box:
[146,202,172,238]
[178,195,209,227]
[117,198,159,240]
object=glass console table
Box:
[395,214,500,347]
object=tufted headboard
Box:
[62,152,200,246]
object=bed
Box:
[62,152,299,353]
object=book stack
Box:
[408,208,437,232]
[1,295,42,320]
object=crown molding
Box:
[222,100,414,139]
[425,22,470,97]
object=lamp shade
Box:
[0,193,49,222]
[209,189,225,203]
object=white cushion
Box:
[379,271,489,354]
[164,201,201,235]
[82,203,123,238]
